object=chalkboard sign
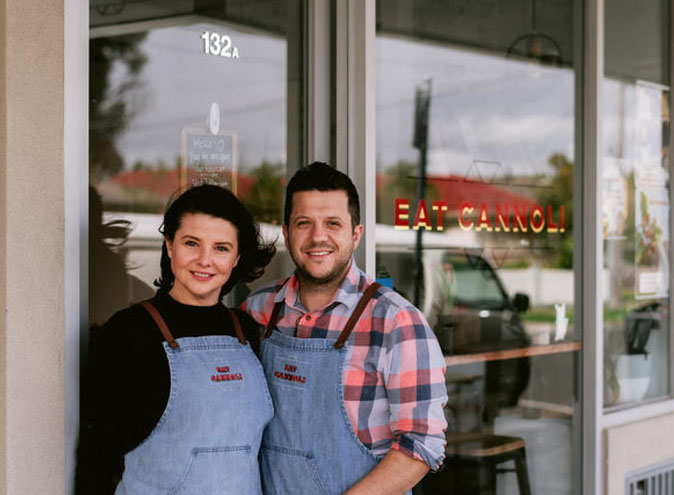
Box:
[180,128,238,192]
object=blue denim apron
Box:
[115,301,273,495]
[260,283,390,495]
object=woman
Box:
[77,185,275,495]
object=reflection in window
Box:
[603,83,670,407]
[89,2,302,325]
[446,253,507,307]
[376,1,579,493]
[602,0,670,409]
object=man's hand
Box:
[344,450,429,495]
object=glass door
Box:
[375,1,582,493]
[88,0,304,325]
[602,0,671,409]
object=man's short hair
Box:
[284,161,361,228]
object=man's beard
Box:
[290,246,353,288]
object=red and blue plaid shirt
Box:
[244,261,447,470]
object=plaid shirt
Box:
[244,261,447,470]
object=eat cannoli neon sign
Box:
[394,199,565,233]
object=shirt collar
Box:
[273,259,364,312]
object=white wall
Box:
[605,413,674,494]
[499,267,611,306]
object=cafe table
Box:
[444,340,583,367]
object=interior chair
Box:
[421,432,531,495]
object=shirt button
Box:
[305,315,312,321]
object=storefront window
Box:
[88,0,303,325]
[376,1,581,493]
[603,0,671,408]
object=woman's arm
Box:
[76,307,168,494]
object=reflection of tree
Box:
[377,161,438,225]
[536,153,574,268]
[90,34,148,182]
[243,160,285,224]
[621,171,636,265]
[636,191,662,266]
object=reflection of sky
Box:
[109,23,287,171]
[376,36,575,176]
[603,79,637,168]
[108,28,578,176]
[603,80,669,175]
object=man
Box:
[244,162,447,495]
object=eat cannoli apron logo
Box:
[211,365,243,382]
[273,362,307,385]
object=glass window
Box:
[376,1,581,493]
[88,0,303,326]
[603,0,671,408]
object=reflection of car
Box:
[431,250,530,355]
[430,250,532,416]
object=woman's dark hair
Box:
[154,185,276,299]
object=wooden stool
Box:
[421,433,531,495]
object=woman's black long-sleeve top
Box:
[75,292,261,495]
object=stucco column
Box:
[0,0,66,493]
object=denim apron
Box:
[115,301,273,495]
[260,283,391,495]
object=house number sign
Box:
[200,31,240,59]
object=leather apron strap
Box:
[227,308,247,345]
[263,282,381,349]
[140,300,180,349]
[264,302,283,338]
[141,301,248,347]
[334,282,380,349]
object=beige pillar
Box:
[0,1,66,494]
[0,0,6,490]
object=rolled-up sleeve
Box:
[383,305,447,471]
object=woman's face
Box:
[166,212,239,306]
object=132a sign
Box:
[200,31,240,58]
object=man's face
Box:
[283,190,363,287]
